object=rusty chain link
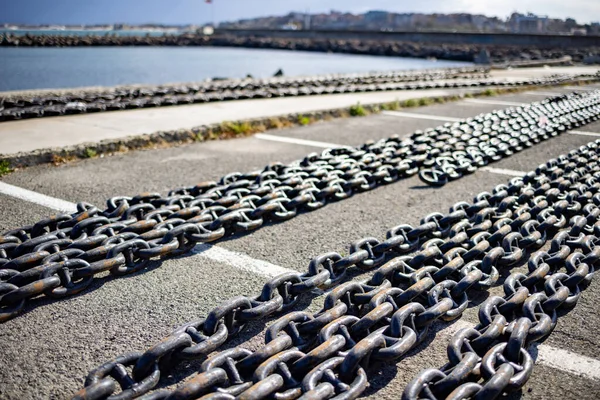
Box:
[2,90,600,325]
[70,134,600,399]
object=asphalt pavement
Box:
[2,86,600,399]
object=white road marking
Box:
[481,167,527,177]
[463,98,527,107]
[0,181,78,213]
[569,131,600,137]
[446,320,600,381]
[381,110,462,122]
[535,345,600,381]
[525,91,562,96]
[255,133,343,149]
[192,244,296,278]
[564,86,598,91]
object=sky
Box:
[1,0,598,26]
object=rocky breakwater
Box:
[1,33,599,64]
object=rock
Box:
[474,49,491,65]
[583,54,600,65]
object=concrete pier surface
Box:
[2,84,600,399]
[0,66,598,155]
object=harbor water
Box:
[0,46,472,92]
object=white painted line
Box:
[192,243,296,278]
[525,91,562,96]
[481,167,527,177]
[381,110,462,122]
[535,345,600,381]
[463,98,527,107]
[444,320,600,381]
[564,86,598,91]
[255,133,344,149]
[0,181,78,213]
[569,131,600,137]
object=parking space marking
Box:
[535,345,600,381]
[255,133,344,149]
[381,110,462,122]
[0,181,78,213]
[463,98,527,107]
[481,167,527,177]
[192,244,296,278]
[569,131,600,137]
[525,91,562,96]
[564,86,598,91]
[449,320,600,381]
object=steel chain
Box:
[2,91,600,324]
[69,138,600,399]
[3,66,488,120]
[1,69,596,121]
[403,186,600,399]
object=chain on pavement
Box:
[71,137,600,399]
[1,91,600,324]
[1,68,596,121]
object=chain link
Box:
[2,91,600,326]
[68,138,600,399]
[1,67,596,121]
[403,183,600,399]
[2,89,600,398]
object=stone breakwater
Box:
[2,33,599,63]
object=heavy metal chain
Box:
[3,66,487,105]
[1,70,596,121]
[72,137,600,399]
[2,66,488,120]
[402,173,600,398]
[1,91,600,323]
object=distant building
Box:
[509,13,549,33]
[218,10,585,35]
[364,10,393,29]
[393,14,413,28]
[303,13,311,30]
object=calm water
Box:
[0,47,472,92]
